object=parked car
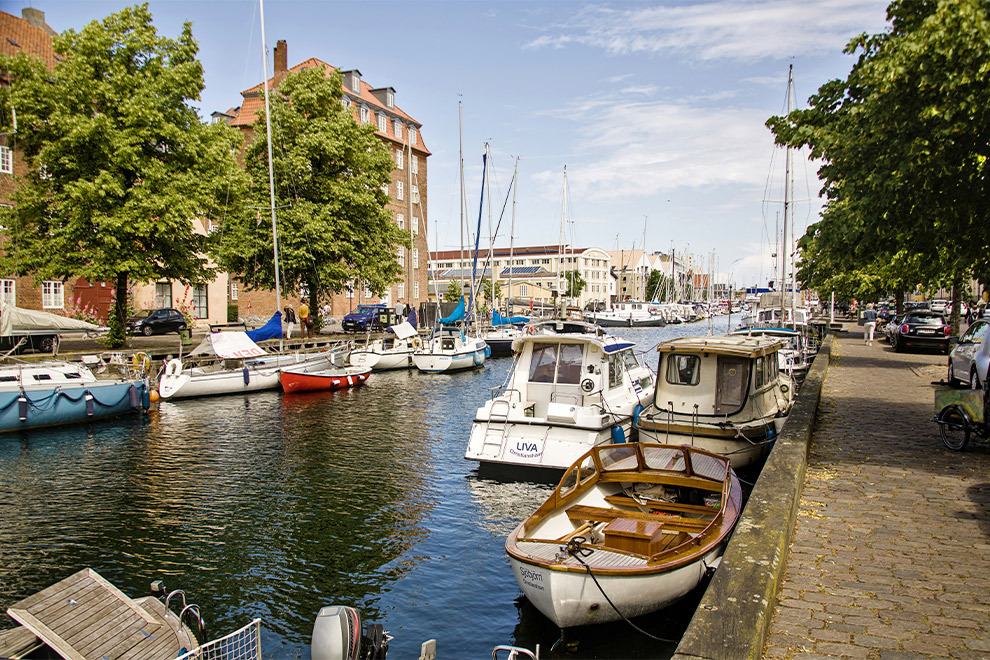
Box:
[341,304,394,332]
[883,315,902,344]
[891,311,951,354]
[947,318,989,388]
[930,300,949,315]
[125,308,187,336]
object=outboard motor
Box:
[312,606,389,660]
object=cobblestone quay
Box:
[763,332,990,659]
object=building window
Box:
[393,120,402,139]
[342,97,350,108]
[360,105,370,123]
[381,182,388,195]
[409,127,418,145]
[230,281,238,301]
[397,282,405,299]
[346,281,355,299]
[155,282,173,308]
[413,248,419,269]
[1,279,14,305]
[520,284,528,296]
[351,75,360,93]
[0,146,11,174]
[395,149,403,170]
[411,186,420,204]
[42,281,64,309]
[378,112,387,132]
[192,285,208,319]
[397,213,405,230]
[386,90,394,108]
[411,154,418,174]
[397,246,405,267]
[414,281,420,299]
[412,216,419,235]
[396,181,404,201]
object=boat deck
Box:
[5,568,189,660]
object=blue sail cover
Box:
[492,310,529,326]
[440,297,466,325]
[245,311,283,342]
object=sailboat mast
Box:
[788,68,797,328]
[458,102,465,309]
[508,157,519,317]
[781,64,793,326]
[259,0,282,348]
[559,166,567,317]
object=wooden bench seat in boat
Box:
[600,517,691,555]
[597,471,724,491]
[565,503,710,530]
[603,494,719,516]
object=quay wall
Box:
[672,332,834,660]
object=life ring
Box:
[412,336,423,350]
[164,358,182,378]
[526,325,536,335]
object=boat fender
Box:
[611,425,626,444]
[18,395,28,422]
[243,366,250,385]
[85,391,95,417]
[312,605,362,660]
[128,384,141,409]
[164,359,182,378]
[485,345,492,358]
[141,384,152,410]
[633,404,644,425]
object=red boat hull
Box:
[279,368,370,393]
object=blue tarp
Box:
[245,311,283,342]
[492,310,529,326]
[440,297,466,325]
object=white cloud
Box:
[524,0,889,62]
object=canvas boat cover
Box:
[388,321,418,339]
[245,311,283,343]
[0,297,102,337]
[188,331,268,359]
[492,310,529,326]
[440,296,466,324]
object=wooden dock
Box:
[3,568,194,660]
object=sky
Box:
[8,0,892,290]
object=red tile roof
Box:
[232,57,430,156]
[0,9,59,70]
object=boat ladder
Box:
[481,398,513,457]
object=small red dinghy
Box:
[279,365,371,394]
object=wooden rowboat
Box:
[279,364,371,394]
[505,443,742,629]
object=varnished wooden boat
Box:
[505,443,742,628]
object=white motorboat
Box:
[635,335,793,468]
[585,301,665,327]
[506,443,742,628]
[465,324,654,476]
[158,331,348,399]
[349,321,421,370]
[732,326,811,382]
[412,325,487,373]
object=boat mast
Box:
[788,67,797,328]
[558,166,567,317]
[458,102,465,317]
[259,0,282,350]
[508,156,519,318]
[780,64,792,327]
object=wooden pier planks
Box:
[5,568,181,660]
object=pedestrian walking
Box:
[394,299,405,324]
[299,302,310,339]
[862,303,878,345]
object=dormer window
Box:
[378,112,387,132]
[351,75,360,93]
[360,105,370,123]
[386,90,394,108]
[393,120,402,139]
[342,97,350,108]
[409,126,418,145]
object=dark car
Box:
[891,311,951,354]
[341,304,395,333]
[126,308,187,336]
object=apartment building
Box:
[429,244,612,310]
[222,41,430,321]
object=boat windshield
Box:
[528,342,584,384]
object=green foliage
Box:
[213,66,405,315]
[227,304,239,323]
[444,280,463,303]
[0,4,245,348]
[481,278,502,304]
[767,0,990,299]
[646,270,668,301]
[562,270,587,298]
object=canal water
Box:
[0,318,738,659]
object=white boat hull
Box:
[350,348,414,371]
[413,344,486,373]
[159,368,280,399]
[637,427,773,469]
[508,546,721,628]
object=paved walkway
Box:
[764,330,990,659]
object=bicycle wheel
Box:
[938,406,970,451]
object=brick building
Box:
[220,40,430,322]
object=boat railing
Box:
[164,589,187,612]
[490,386,522,402]
[176,618,262,660]
[492,644,540,660]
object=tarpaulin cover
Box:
[0,297,103,337]
[440,296,466,324]
[189,332,268,359]
[388,321,418,339]
[245,311,283,343]
[492,310,529,326]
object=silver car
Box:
[948,319,990,388]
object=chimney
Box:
[22,7,45,28]
[274,40,287,80]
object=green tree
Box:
[214,66,405,323]
[562,270,587,299]
[646,270,668,301]
[0,5,245,347]
[444,280,463,303]
[768,0,990,333]
[481,278,502,306]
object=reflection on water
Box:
[0,319,734,659]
